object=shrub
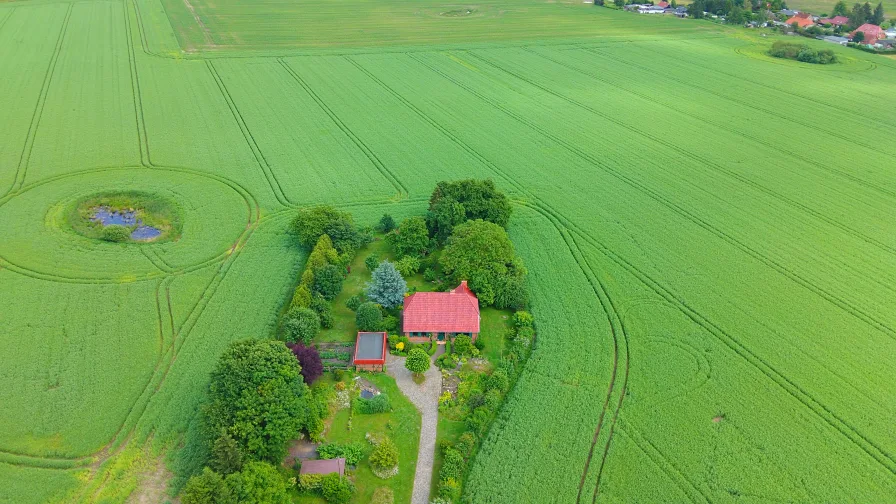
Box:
[438,478,460,501]
[100,225,132,242]
[512,311,534,329]
[312,264,343,301]
[456,432,476,459]
[290,284,312,309]
[395,255,421,276]
[439,447,465,480]
[317,442,364,465]
[345,293,364,311]
[320,473,354,504]
[356,302,384,332]
[357,393,391,414]
[405,348,431,376]
[182,467,229,504]
[381,314,398,333]
[378,214,396,233]
[453,335,475,356]
[516,326,535,342]
[209,432,243,475]
[297,473,323,492]
[226,461,289,504]
[427,179,512,242]
[484,369,509,394]
[366,260,407,309]
[388,216,430,258]
[365,254,380,271]
[292,205,363,253]
[466,406,492,437]
[436,352,458,370]
[369,437,399,470]
[288,343,324,385]
[281,307,320,344]
[423,267,438,282]
[309,295,334,329]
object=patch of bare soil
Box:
[127,455,175,504]
[284,439,319,469]
[712,415,725,424]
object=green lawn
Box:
[294,373,421,504]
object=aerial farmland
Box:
[0,0,894,502]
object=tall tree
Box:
[365,260,407,309]
[832,0,849,16]
[871,2,884,24]
[203,340,314,463]
[387,216,430,258]
[288,343,324,384]
[405,348,431,377]
[426,179,512,242]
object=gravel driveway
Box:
[387,352,441,504]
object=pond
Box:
[90,206,162,241]
[360,390,375,399]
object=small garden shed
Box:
[299,458,346,477]
[353,331,387,371]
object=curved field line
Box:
[0,7,15,32]
[455,50,896,340]
[276,58,409,199]
[206,60,293,207]
[584,47,896,159]
[4,3,72,198]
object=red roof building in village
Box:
[818,15,850,26]
[403,281,480,343]
[353,331,387,371]
[785,12,815,28]
[851,23,884,44]
[656,1,669,7]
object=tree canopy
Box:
[203,339,312,463]
[281,307,320,344]
[292,205,365,253]
[439,220,526,308]
[388,216,430,258]
[289,343,324,384]
[426,179,512,242]
[365,260,407,309]
[405,348,431,375]
[356,302,384,332]
[313,264,344,300]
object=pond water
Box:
[90,206,161,241]
[360,390,375,399]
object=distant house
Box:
[821,35,850,45]
[818,15,849,26]
[300,458,346,477]
[885,28,896,39]
[638,5,666,13]
[403,281,480,343]
[353,331,387,371]
[785,13,815,28]
[779,8,799,16]
[851,23,884,44]
[656,1,669,7]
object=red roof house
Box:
[656,1,669,7]
[819,15,849,26]
[785,12,815,28]
[353,331,387,371]
[851,23,884,44]
[403,281,480,342]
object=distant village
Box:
[599,0,895,52]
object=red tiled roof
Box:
[851,23,884,43]
[403,281,480,334]
[785,14,815,27]
[819,15,849,25]
[300,458,345,476]
[656,1,669,7]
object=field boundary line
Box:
[206,60,292,207]
[276,58,408,199]
[123,0,151,167]
[571,46,896,200]
[344,55,523,197]
[5,3,72,197]
[0,7,15,32]
[462,50,896,340]
[585,46,896,159]
[531,45,896,202]
[619,425,709,503]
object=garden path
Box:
[386,352,441,504]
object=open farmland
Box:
[0,0,895,502]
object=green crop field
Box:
[0,0,895,502]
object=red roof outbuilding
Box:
[819,15,849,25]
[403,281,480,334]
[785,13,815,28]
[851,23,884,44]
[656,1,669,7]
[353,331,387,366]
